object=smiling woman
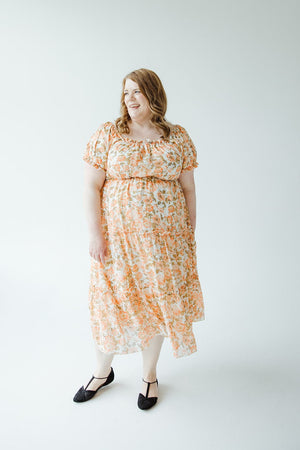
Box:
[75,68,205,410]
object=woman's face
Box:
[123,78,151,121]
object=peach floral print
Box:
[83,121,205,358]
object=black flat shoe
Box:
[137,378,158,410]
[73,367,114,403]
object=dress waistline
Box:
[105,176,178,182]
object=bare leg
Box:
[140,334,164,397]
[84,342,115,390]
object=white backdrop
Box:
[0,0,299,449]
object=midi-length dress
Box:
[82,120,205,358]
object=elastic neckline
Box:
[111,121,172,144]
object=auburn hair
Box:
[115,68,174,139]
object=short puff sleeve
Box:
[83,122,111,171]
[178,125,199,173]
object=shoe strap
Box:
[142,378,158,384]
[93,374,110,379]
[142,378,158,398]
[85,368,111,389]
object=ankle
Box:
[94,367,111,378]
[143,372,157,382]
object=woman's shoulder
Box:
[173,123,188,133]
[91,121,115,139]
[167,123,189,141]
[172,124,196,143]
[160,121,182,140]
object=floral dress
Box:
[82,120,205,358]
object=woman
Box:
[73,68,205,410]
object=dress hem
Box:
[91,315,205,359]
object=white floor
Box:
[1,284,299,450]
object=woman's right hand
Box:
[89,233,108,265]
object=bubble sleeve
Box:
[83,122,111,171]
[178,125,199,173]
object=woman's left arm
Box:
[178,170,196,232]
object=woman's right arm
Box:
[83,161,108,265]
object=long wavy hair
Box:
[115,68,174,139]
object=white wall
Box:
[0,1,299,449]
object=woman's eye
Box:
[124,90,140,95]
